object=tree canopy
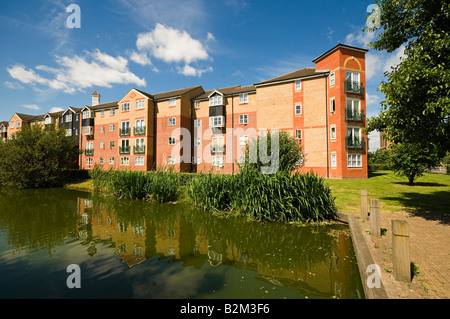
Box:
[366,0,450,157]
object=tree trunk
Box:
[408,174,415,186]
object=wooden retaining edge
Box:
[336,212,390,299]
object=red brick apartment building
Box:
[4,44,368,179]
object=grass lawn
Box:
[325,171,450,215]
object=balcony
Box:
[119,127,131,137]
[119,146,130,155]
[344,80,364,95]
[345,136,366,150]
[134,126,146,136]
[85,149,94,156]
[211,145,225,154]
[133,145,145,154]
[345,108,365,122]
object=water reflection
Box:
[0,189,364,299]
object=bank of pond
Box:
[89,167,337,224]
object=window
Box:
[99,157,104,165]
[100,126,105,133]
[86,142,94,152]
[330,126,336,140]
[135,157,144,166]
[136,100,145,109]
[212,156,224,167]
[239,93,248,104]
[209,116,224,127]
[110,141,115,148]
[195,138,201,146]
[109,157,115,165]
[75,129,78,136]
[194,119,201,127]
[86,158,93,166]
[120,157,130,166]
[192,157,201,165]
[10,122,14,128]
[168,157,176,165]
[194,101,201,109]
[295,104,302,115]
[238,156,246,165]
[330,98,336,113]
[65,114,72,122]
[346,71,360,84]
[239,135,248,146]
[83,110,92,119]
[121,102,130,112]
[135,119,145,133]
[212,136,224,153]
[101,110,105,117]
[44,117,51,125]
[110,108,115,115]
[66,129,72,137]
[347,154,362,168]
[209,95,223,106]
[347,126,361,143]
[16,121,21,128]
[239,114,248,125]
[109,124,115,132]
[295,80,302,91]
[169,117,176,126]
[295,129,302,140]
[346,98,360,113]
[331,153,337,168]
[169,99,176,107]
[100,142,105,149]
[121,121,130,132]
[169,137,176,145]
[330,72,335,86]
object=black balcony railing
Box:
[85,149,94,156]
[344,80,364,95]
[119,146,130,154]
[119,127,131,137]
[345,136,366,150]
[134,126,146,136]
[211,145,225,154]
[345,108,365,122]
[133,146,145,154]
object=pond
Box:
[0,188,364,299]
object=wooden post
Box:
[360,190,368,218]
[392,220,411,282]
[370,199,381,236]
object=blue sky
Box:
[0,0,406,151]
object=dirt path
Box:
[357,210,450,299]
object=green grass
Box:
[325,171,450,215]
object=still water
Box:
[0,188,364,299]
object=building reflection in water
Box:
[76,194,363,299]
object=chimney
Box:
[92,90,100,106]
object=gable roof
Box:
[13,113,39,122]
[254,68,329,87]
[193,85,255,100]
[83,101,119,112]
[312,43,369,64]
[62,106,83,116]
[0,121,8,128]
[152,86,203,101]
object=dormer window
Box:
[239,94,248,104]
[65,114,72,122]
[83,110,92,119]
[209,95,223,106]
[44,116,51,125]
[169,99,176,107]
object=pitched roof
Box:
[152,86,203,101]
[14,113,39,122]
[254,68,329,86]
[312,43,369,63]
[0,121,8,128]
[193,85,256,100]
[86,101,120,111]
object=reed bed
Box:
[189,168,336,223]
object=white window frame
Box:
[100,142,105,149]
[136,99,145,110]
[169,137,176,145]
[239,135,248,146]
[346,71,360,84]
[346,98,361,113]
[239,114,248,125]
[135,157,145,166]
[194,119,201,127]
[169,99,176,107]
[330,97,336,113]
[66,129,72,137]
[209,116,224,128]
[295,104,302,115]
[239,93,248,104]
[295,80,302,91]
[168,117,176,126]
[100,126,105,133]
[110,108,115,115]
[10,122,14,128]
[82,110,92,119]
[121,102,130,112]
[109,124,115,132]
[86,142,94,152]
[194,101,201,109]
[168,156,176,165]
[347,154,362,168]
[66,114,72,122]
[347,126,362,143]
[195,138,201,146]
[330,72,335,87]
[212,156,224,168]
[330,125,336,140]
[100,110,105,117]
[209,95,223,106]
[86,158,93,166]
[295,129,302,140]
[110,141,115,148]
[331,153,337,168]
[44,116,51,125]
[99,157,104,165]
[120,157,130,166]
[109,157,115,165]
[192,157,201,165]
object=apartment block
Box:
[2,43,369,179]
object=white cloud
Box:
[130,51,152,66]
[366,93,380,106]
[137,24,210,65]
[178,64,213,77]
[383,45,406,73]
[23,104,41,110]
[206,32,215,42]
[4,81,24,90]
[50,107,64,113]
[7,50,146,94]
[368,131,380,153]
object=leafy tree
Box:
[365,0,450,158]
[0,124,79,188]
[240,130,304,174]
[390,142,440,185]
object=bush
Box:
[188,168,336,223]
